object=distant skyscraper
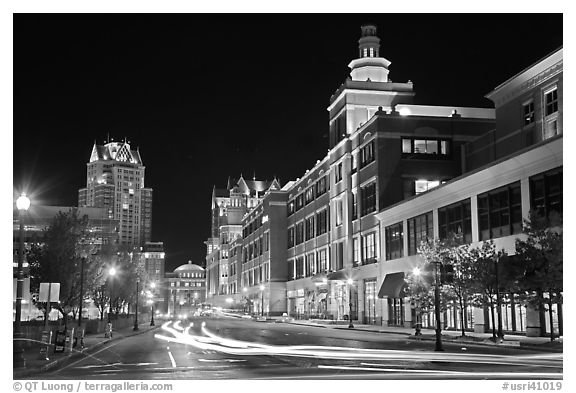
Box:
[78,139,153,246]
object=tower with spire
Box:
[78,139,153,246]
[327,24,416,148]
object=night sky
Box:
[13,14,563,272]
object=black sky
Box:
[13,14,563,272]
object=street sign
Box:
[39,283,60,302]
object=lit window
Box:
[369,47,374,57]
[415,180,440,194]
[523,101,535,125]
[363,48,368,57]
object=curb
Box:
[14,325,161,379]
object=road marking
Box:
[198,359,247,363]
[167,350,177,368]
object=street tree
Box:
[28,209,90,325]
[514,211,563,340]
[466,240,510,340]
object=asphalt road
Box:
[38,316,563,380]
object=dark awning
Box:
[378,272,407,298]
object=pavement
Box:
[13,315,562,379]
[13,321,161,380]
[283,318,563,352]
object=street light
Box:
[133,278,140,331]
[108,267,116,324]
[14,192,30,368]
[347,278,354,329]
[411,267,422,336]
[149,282,156,326]
[259,284,265,317]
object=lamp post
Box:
[411,267,422,336]
[243,287,248,313]
[133,279,139,331]
[347,278,354,329]
[14,192,30,368]
[433,262,444,352]
[149,282,156,326]
[108,267,116,324]
[259,284,265,317]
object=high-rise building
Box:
[78,139,153,247]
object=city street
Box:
[35,315,562,380]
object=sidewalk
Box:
[14,321,161,379]
[284,319,563,352]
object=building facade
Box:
[143,241,165,284]
[205,176,281,307]
[166,261,206,317]
[203,25,562,337]
[78,139,153,247]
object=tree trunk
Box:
[548,292,555,342]
[489,294,496,339]
[459,295,466,337]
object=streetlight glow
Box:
[16,193,31,211]
[413,267,421,276]
[347,278,353,285]
[109,267,116,276]
[259,284,265,291]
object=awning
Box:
[378,272,407,298]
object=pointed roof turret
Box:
[348,24,391,83]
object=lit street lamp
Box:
[14,192,31,368]
[133,278,140,331]
[259,284,265,317]
[347,278,354,328]
[411,267,423,336]
[149,282,156,326]
[108,267,116,324]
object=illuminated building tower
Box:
[78,138,153,246]
[328,24,416,148]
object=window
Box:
[305,216,315,241]
[545,87,558,116]
[295,194,304,211]
[360,182,377,216]
[353,238,360,266]
[385,223,403,260]
[335,242,344,270]
[530,168,562,219]
[362,232,377,263]
[316,209,328,236]
[305,253,315,277]
[295,257,304,279]
[335,199,344,226]
[315,176,327,196]
[407,212,433,256]
[335,162,343,183]
[402,138,450,155]
[478,182,522,241]
[351,154,357,173]
[288,259,294,280]
[287,227,295,248]
[369,47,374,57]
[287,200,295,216]
[415,180,441,194]
[295,221,304,245]
[438,199,472,243]
[523,101,535,126]
[316,249,328,272]
[359,141,375,168]
[305,187,315,205]
[352,191,357,220]
[264,231,269,252]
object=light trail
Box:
[153,321,562,372]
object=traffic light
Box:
[440,264,455,284]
